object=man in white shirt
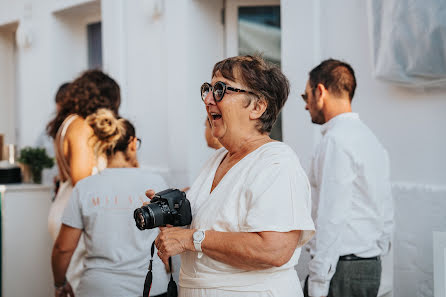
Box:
[302,59,393,297]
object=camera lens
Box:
[135,211,146,229]
[133,203,168,230]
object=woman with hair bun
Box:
[51,109,169,297]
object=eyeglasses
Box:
[302,86,316,103]
[136,138,142,150]
[201,81,258,102]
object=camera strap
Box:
[143,240,178,297]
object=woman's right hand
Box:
[143,189,156,206]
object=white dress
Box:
[179,142,315,297]
[47,114,105,290]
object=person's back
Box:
[312,113,392,257]
[64,168,169,297]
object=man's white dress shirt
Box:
[307,113,393,297]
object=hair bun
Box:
[86,108,125,156]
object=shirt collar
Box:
[320,112,359,135]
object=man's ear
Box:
[316,83,328,107]
[249,98,268,120]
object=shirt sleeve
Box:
[378,151,394,255]
[61,185,84,230]
[241,156,315,246]
[308,138,356,297]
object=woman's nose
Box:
[204,91,216,105]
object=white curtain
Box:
[367,0,446,88]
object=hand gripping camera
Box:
[133,188,192,230]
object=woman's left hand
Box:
[155,226,195,265]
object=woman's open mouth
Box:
[210,112,222,121]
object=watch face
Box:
[193,231,204,241]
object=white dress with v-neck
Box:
[179,142,315,297]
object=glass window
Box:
[87,22,102,69]
[238,6,282,140]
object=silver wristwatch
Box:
[193,229,206,258]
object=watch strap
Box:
[193,230,205,253]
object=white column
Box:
[101,0,129,113]
[280,0,320,172]
[163,0,224,187]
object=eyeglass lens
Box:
[201,84,210,101]
[201,82,226,102]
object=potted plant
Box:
[18,147,54,184]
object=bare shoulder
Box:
[66,116,93,140]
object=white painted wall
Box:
[0,0,21,25]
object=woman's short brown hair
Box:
[212,55,290,134]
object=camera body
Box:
[134,188,192,230]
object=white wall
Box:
[0,0,20,25]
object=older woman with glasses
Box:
[147,55,315,297]
[52,109,170,297]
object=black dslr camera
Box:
[133,188,192,230]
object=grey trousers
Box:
[304,258,382,297]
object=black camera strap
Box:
[143,240,178,297]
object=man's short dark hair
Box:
[309,59,356,101]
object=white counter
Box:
[0,183,53,297]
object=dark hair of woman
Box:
[46,70,121,139]
[55,83,71,104]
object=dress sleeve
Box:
[241,157,315,246]
[61,185,84,230]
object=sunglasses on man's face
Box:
[201,81,258,102]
